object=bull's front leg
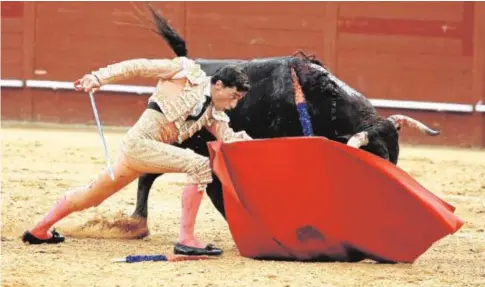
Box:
[205,175,227,220]
[132,173,162,219]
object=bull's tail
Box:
[146,3,188,57]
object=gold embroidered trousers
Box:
[65,109,212,211]
[121,109,212,189]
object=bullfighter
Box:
[21,56,252,257]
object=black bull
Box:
[130,56,440,224]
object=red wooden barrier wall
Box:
[2,2,484,147]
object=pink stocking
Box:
[178,184,205,248]
[28,156,140,240]
[29,197,72,239]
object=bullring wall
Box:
[2,2,485,147]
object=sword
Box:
[89,92,115,181]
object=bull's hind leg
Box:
[132,173,162,219]
[129,173,162,239]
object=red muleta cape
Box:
[208,137,464,263]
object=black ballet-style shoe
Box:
[22,229,65,245]
[174,243,223,256]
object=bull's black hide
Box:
[133,57,396,220]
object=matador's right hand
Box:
[74,74,101,93]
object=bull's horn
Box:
[347,131,369,149]
[387,115,440,136]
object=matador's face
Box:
[211,80,245,111]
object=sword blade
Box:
[89,92,115,181]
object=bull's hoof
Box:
[130,216,150,239]
[105,216,150,239]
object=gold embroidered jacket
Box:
[91,57,251,144]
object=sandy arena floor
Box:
[1,122,484,287]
